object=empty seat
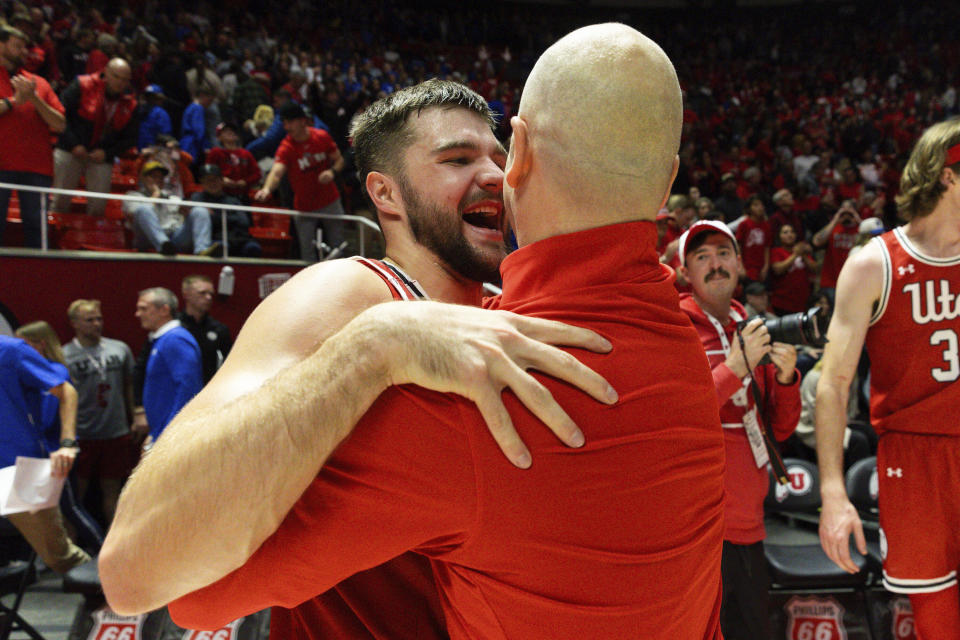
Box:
[764,458,871,589]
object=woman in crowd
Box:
[769,224,817,316]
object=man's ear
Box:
[658,155,681,211]
[366,171,403,218]
[677,264,688,281]
[941,167,957,189]
[505,116,531,189]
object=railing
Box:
[0,181,381,260]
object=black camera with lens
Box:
[736,307,829,364]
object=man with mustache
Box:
[677,219,800,639]
[103,79,614,637]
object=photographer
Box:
[677,220,801,640]
[811,199,861,292]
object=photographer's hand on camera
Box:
[726,318,771,378]
[768,342,798,384]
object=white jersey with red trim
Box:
[864,227,960,436]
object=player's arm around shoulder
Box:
[100,258,395,616]
[192,259,390,410]
[816,239,882,573]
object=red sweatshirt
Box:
[679,294,801,544]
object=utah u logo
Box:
[898,264,915,276]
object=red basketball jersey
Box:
[864,228,960,436]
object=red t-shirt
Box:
[819,222,859,289]
[865,229,960,437]
[0,67,63,175]
[276,128,340,211]
[205,147,261,198]
[735,217,771,281]
[170,222,725,639]
[769,246,811,313]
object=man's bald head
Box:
[516,23,681,221]
[104,58,132,97]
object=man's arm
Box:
[11,75,65,133]
[253,161,286,201]
[100,263,615,614]
[318,148,344,185]
[816,241,882,573]
[56,79,83,150]
[812,212,842,249]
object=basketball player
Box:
[101,79,617,629]
[817,118,960,638]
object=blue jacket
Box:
[246,114,330,160]
[143,325,202,440]
[180,102,210,162]
[139,105,173,150]
[0,336,68,466]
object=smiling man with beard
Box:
[677,220,800,639]
[103,79,615,637]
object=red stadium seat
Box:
[50,212,128,251]
[249,226,292,258]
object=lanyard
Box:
[698,303,771,469]
[73,338,107,382]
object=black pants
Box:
[720,540,771,639]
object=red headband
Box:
[946,143,960,167]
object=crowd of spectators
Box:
[0,0,954,422]
[0,0,955,258]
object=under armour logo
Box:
[898,264,915,276]
[887,467,903,478]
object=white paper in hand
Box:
[0,456,66,515]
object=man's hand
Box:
[318,169,335,185]
[50,446,77,477]
[819,492,867,574]
[131,411,149,436]
[367,302,618,468]
[253,188,270,202]
[725,318,771,378]
[72,145,88,159]
[89,149,106,163]
[10,75,36,103]
[768,342,798,384]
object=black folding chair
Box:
[0,519,47,640]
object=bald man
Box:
[111,24,725,639]
[54,57,137,216]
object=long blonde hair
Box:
[15,321,66,365]
[895,117,960,221]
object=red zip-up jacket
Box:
[680,293,801,544]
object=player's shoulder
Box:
[840,236,884,280]
[835,238,885,315]
[242,258,396,346]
